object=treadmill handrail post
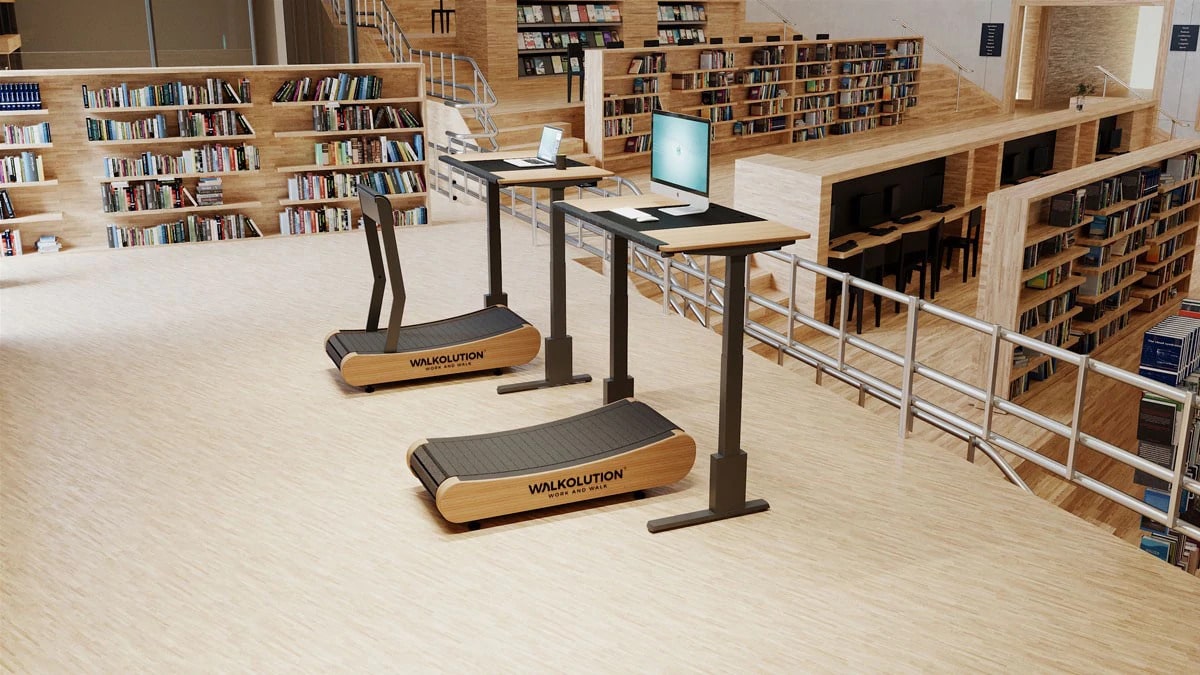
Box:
[358,184,407,353]
[361,190,388,333]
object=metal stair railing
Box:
[892,17,975,113]
[328,0,500,152]
[1094,65,1195,139]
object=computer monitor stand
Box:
[661,202,709,216]
[652,183,710,216]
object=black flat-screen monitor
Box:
[1030,146,1052,174]
[885,184,904,218]
[1002,152,1023,184]
[921,174,944,208]
[1100,128,1124,153]
[856,191,886,228]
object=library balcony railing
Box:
[433,169,1198,544]
[1095,65,1194,139]
[328,0,500,152]
[892,17,975,113]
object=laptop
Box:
[504,126,563,167]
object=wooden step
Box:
[496,121,574,147]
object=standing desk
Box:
[556,194,808,532]
[440,151,613,394]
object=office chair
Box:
[940,206,982,283]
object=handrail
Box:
[1094,65,1194,138]
[891,17,973,113]
[750,0,801,32]
[328,0,500,151]
[437,168,1198,548]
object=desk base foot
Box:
[604,376,635,404]
[497,373,591,395]
[646,499,770,533]
[484,292,508,308]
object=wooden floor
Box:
[2,192,1197,670]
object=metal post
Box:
[144,0,158,67]
[836,272,850,369]
[955,67,962,112]
[981,325,1001,458]
[346,0,359,63]
[605,236,635,404]
[663,258,673,314]
[1065,356,1089,480]
[1167,393,1195,529]
[703,256,712,327]
[898,296,920,437]
[247,0,258,66]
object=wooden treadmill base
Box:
[407,399,697,524]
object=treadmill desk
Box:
[555,194,808,532]
[440,151,613,394]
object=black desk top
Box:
[439,151,613,187]
[556,195,808,255]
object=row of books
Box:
[313,137,423,167]
[519,30,620,51]
[623,134,651,153]
[107,214,261,248]
[658,4,706,22]
[285,169,426,202]
[1,228,22,256]
[1071,309,1130,353]
[517,3,620,24]
[0,189,14,219]
[697,49,735,70]
[1143,230,1186,266]
[793,126,827,142]
[0,122,51,145]
[630,77,659,94]
[603,117,635,137]
[101,178,189,213]
[1048,187,1088,228]
[0,152,46,184]
[671,71,733,90]
[739,68,785,85]
[177,110,254,138]
[85,114,169,142]
[312,104,420,132]
[1022,229,1074,270]
[0,83,42,112]
[1078,258,1136,299]
[734,117,787,135]
[793,109,835,128]
[797,63,834,79]
[1085,199,1154,239]
[750,47,787,66]
[1140,314,1200,386]
[1078,285,1134,324]
[830,117,883,135]
[81,79,250,108]
[627,54,667,74]
[602,96,661,117]
[521,56,573,77]
[1025,261,1072,291]
[704,105,735,122]
[797,45,832,63]
[796,93,835,110]
[272,74,383,103]
[194,177,224,206]
[658,28,706,44]
[101,144,261,177]
[278,205,428,236]
[837,41,921,59]
[1018,288,1076,334]
[748,100,788,117]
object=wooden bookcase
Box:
[583,36,923,171]
[0,63,427,253]
[733,98,1161,321]
[657,2,707,45]
[516,1,625,78]
[976,138,1200,401]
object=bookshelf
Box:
[583,37,923,170]
[516,2,624,78]
[0,63,428,253]
[657,3,707,45]
[976,138,1200,401]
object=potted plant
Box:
[1073,82,1096,111]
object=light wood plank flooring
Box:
[1,192,1197,670]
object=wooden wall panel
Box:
[1016,6,1042,101]
[1038,5,1140,109]
[0,63,426,253]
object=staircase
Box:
[908,63,1004,121]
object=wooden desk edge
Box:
[826,201,983,260]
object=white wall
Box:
[745,0,1015,99]
[1162,0,1200,138]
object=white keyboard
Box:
[611,207,658,223]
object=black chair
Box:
[826,251,862,326]
[889,228,929,312]
[924,219,944,299]
[940,206,982,283]
[566,43,585,103]
[855,245,887,333]
[431,0,454,33]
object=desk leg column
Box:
[604,234,635,404]
[484,181,507,308]
[648,253,768,533]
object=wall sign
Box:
[1170,25,1198,52]
[979,23,1004,58]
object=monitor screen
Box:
[1002,152,1024,184]
[885,184,904,218]
[921,173,944,208]
[1031,146,1052,174]
[856,192,886,227]
[650,111,711,198]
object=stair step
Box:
[496,121,574,146]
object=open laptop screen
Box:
[537,126,563,162]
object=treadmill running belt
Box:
[414,399,678,485]
[331,306,528,356]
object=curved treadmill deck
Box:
[408,399,697,524]
[327,305,541,387]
